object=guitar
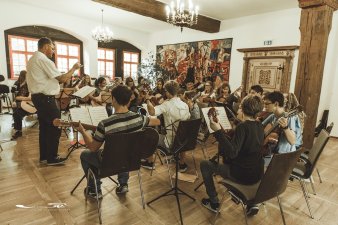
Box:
[20,101,37,114]
[52,118,97,132]
[262,105,303,156]
[91,90,111,107]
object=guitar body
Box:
[91,93,105,107]
[20,101,37,114]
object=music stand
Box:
[147,118,201,225]
[66,128,86,159]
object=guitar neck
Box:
[53,119,97,131]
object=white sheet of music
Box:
[69,107,93,125]
[201,107,232,133]
[88,106,108,126]
[72,86,96,98]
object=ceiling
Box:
[13,0,298,33]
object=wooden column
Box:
[295,0,338,148]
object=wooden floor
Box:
[1,113,338,225]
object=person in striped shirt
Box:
[76,85,160,199]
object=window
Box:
[8,35,81,79]
[54,41,81,75]
[123,51,139,81]
[8,35,38,79]
[97,48,115,79]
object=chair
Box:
[291,129,330,219]
[71,127,159,224]
[215,149,303,225]
[147,118,202,225]
[0,75,13,115]
[314,110,329,137]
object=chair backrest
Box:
[0,84,10,94]
[0,75,4,82]
[254,149,303,204]
[326,122,334,135]
[306,129,330,174]
[171,118,202,154]
[99,127,159,178]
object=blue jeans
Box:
[200,160,232,204]
[80,149,129,190]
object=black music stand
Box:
[147,118,201,225]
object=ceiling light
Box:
[91,9,114,43]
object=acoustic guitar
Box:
[20,101,37,114]
[262,105,303,156]
[53,118,97,132]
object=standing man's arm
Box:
[55,62,82,83]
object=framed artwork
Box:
[156,38,233,84]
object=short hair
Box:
[241,95,263,118]
[111,85,132,106]
[164,80,179,96]
[38,37,53,50]
[95,77,106,87]
[137,76,144,85]
[265,91,284,107]
[250,85,263,95]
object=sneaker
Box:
[47,156,66,166]
[84,187,103,199]
[179,163,188,173]
[115,184,129,194]
[39,159,47,164]
[246,205,259,216]
[11,131,22,140]
[201,198,220,213]
[141,161,155,170]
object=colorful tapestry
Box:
[156,38,233,84]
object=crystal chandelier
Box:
[91,9,114,43]
[165,0,199,32]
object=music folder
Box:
[69,106,108,127]
[201,107,232,133]
[72,86,96,99]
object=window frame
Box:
[123,51,139,80]
[54,41,81,75]
[97,47,116,79]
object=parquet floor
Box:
[1,113,338,225]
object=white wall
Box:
[0,0,150,82]
[148,8,338,137]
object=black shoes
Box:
[84,187,103,199]
[115,184,129,194]
[47,156,66,166]
[246,205,259,216]
[141,161,155,170]
[178,163,188,172]
[201,198,220,213]
[11,131,22,140]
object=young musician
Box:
[11,70,30,140]
[262,91,303,154]
[91,77,113,116]
[26,37,82,165]
[200,95,264,216]
[76,85,160,199]
[142,80,191,171]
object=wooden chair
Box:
[71,127,159,224]
[215,149,303,225]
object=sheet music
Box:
[69,108,93,125]
[72,86,96,98]
[201,107,232,133]
[88,106,108,126]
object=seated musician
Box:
[178,89,201,120]
[153,78,166,99]
[200,95,264,216]
[90,77,113,116]
[125,77,139,112]
[75,85,160,199]
[216,82,231,103]
[11,70,31,140]
[142,80,191,172]
[262,91,303,155]
[284,92,306,132]
[77,74,93,104]
[248,85,271,122]
[197,81,215,107]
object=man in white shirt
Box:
[142,80,191,172]
[26,37,81,165]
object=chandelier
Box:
[165,0,199,32]
[91,9,114,43]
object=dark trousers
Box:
[32,94,61,162]
[13,107,29,131]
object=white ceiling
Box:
[13,0,298,33]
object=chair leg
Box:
[137,170,146,209]
[191,150,199,178]
[316,168,323,183]
[276,195,286,225]
[88,169,102,224]
[157,149,173,188]
[309,176,316,195]
[240,201,249,225]
[70,174,86,194]
[298,178,314,219]
[107,176,119,185]
[150,151,158,177]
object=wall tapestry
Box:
[156,38,233,84]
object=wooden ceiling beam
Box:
[92,0,221,33]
